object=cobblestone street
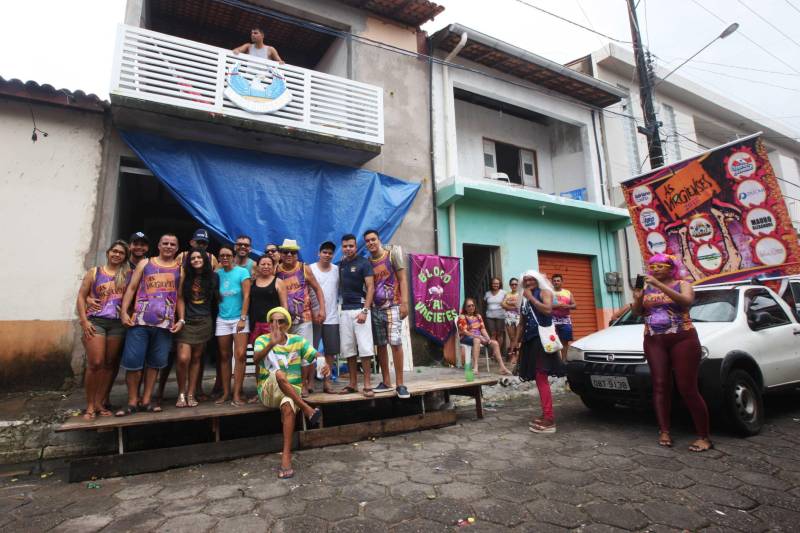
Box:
[2,391,800,532]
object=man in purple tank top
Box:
[364,230,410,399]
[116,234,186,416]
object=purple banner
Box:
[410,254,461,344]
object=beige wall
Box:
[0,98,107,388]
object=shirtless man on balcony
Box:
[232,27,285,64]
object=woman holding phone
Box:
[632,254,712,452]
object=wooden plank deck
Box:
[58,374,497,433]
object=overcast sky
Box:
[1,0,798,142]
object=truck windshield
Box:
[612,289,738,325]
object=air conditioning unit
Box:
[489,172,510,182]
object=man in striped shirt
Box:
[253,307,326,479]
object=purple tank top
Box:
[370,251,399,309]
[132,259,181,329]
[278,263,311,322]
[89,267,129,320]
[642,281,693,335]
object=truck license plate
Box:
[590,375,630,391]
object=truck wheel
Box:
[580,395,614,411]
[722,369,763,436]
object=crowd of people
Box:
[76,229,412,419]
[77,229,712,475]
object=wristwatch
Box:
[361,308,369,314]
[239,316,247,321]
[178,319,186,325]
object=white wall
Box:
[314,36,349,78]
[453,99,554,191]
[0,100,105,320]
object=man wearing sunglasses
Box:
[264,243,281,267]
[252,306,326,479]
[276,239,326,396]
[233,234,256,273]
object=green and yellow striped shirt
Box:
[253,333,317,394]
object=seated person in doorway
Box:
[232,27,285,64]
[252,307,325,479]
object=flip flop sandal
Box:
[82,410,96,421]
[97,408,114,417]
[114,405,138,417]
[338,386,358,395]
[187,395,199,408]
[278,468,295,479]
[230,399,245,407]
[658,432,673,448]
[308,408,322,427]
[176,394,187,408]
[141,404,162,413]
[688,440,714,453]
[362,388,375,398]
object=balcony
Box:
[110,24,383,163]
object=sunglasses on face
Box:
[266,248,278,253]
[281,250,298,255]
[273,318,288,325]
[649,263,672,270]
[235,243,251,247]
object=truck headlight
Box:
[567,346,584,361]
[701,345,710,359]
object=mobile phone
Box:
[634,275,645,290]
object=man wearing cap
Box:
[338,233,376,397]
[253,307,325,479]
[364,229,410,399]
[276,239,326,396]
[177,228,219,270]
[310,241,340,394]
[129,232,150,269]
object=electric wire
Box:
[509,0,632,43]
[686,0,800,75]
[214,0,642,124]
[682,65,800,94]
[785,0,800,15]
[735,0,800,50]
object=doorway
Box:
[462,244,502,313]
[117,158,225,254]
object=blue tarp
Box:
[121,131,420,262]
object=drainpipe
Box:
[442,30,468,258]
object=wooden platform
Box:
[58,373,497,481]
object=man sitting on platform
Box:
[252,307,325,479]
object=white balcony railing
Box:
[111,24,384,145]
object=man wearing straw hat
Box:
[252,306,326,479]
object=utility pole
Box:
[626,0,664,169]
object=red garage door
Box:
[537,252,598,341]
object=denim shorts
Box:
[120,325,173,370]
[555,323,573,342]
[88,316,126,337]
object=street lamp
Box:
[655,23,739,87]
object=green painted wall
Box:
[450,198,624,311]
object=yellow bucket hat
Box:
[267,306,292,329]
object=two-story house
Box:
[429,24,631,340]
[0,0,446,390]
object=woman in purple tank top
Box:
[632,253,712,452]
[76,240,131,420]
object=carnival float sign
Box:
[622,134,800,284]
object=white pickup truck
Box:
[566,279,800,435]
